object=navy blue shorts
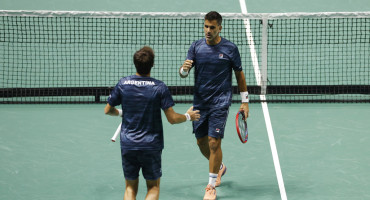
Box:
[193,107,229,139]
[121,149,162,181]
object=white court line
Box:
[238,1,287,199]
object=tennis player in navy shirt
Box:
[105,46,200,200]
[179,11,249,200]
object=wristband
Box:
[180,67,189,76]
[184,113,191,121]
[240,91,249,103]
[117,109,123,117]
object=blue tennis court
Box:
[1,104,370,199]
[1,0,369,200]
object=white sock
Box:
[208,173,217,187]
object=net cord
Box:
[0,10,369,19]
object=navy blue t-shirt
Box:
[108,75,175,150]
[186,38,242,109]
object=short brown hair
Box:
[204,11,222,26]
[133,46,155,75]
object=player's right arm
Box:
[179,60,193,78]
[104,103,122,117]
[164,106,200,124]
[104,83,123,117]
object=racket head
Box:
[235,111,248,143]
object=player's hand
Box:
[182,60,193,72]
[186,106,200,121]
[239,103,249,119]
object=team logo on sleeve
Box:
[216,128,220,133]
[219,54,224,58]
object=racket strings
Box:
[238,115,247,138]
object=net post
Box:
[261,17,268,95]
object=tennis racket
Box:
[235,111,248,143]
[111,122,121,142]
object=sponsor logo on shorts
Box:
[216,128,220,133]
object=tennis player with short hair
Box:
[179,11,249,200]
[105,46,200,200]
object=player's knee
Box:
[125,185,138,197]
[208,137,221,152]
[146,181,160,200]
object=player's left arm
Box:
[235,70,249,118]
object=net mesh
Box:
[266,17,370,102]
[0,11,369,103]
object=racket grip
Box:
[111,122,122,142]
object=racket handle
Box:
[111,122,122,142]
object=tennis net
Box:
[0,10,369,103]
